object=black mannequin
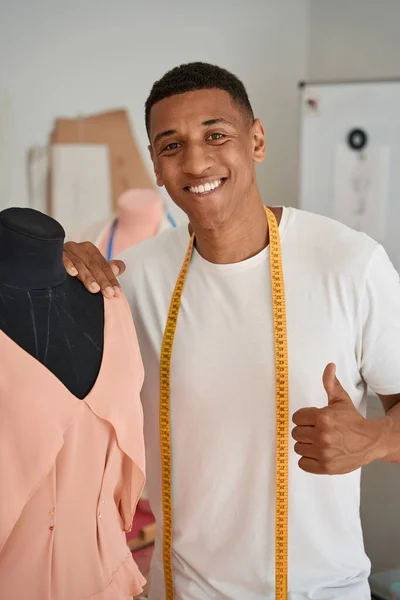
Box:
[0,207,103,399]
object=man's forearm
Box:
[376,402,400,463]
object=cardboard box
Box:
[50,109,154,210]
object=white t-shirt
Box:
[120,206,400,600]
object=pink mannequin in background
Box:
[99,189,165,260]
[69,188,175,258]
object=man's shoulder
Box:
[289,207,380,265]
[120,224,189,271]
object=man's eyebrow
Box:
[153,129,177,145]
[201,118,234,127]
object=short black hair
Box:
[145,61,254,137]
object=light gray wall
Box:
[308,0,400,576]
[0,0,310,220]
[308,0,400,81]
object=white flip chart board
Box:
[298,79,400,271]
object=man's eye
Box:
[208,133,225,141]
[163,142,180,151]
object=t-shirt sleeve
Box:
[116,247,137,313]
[358,244,400,395]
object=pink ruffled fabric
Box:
[0,295,146,600]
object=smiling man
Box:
[63,62,400,600]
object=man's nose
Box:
[181,143,214,176]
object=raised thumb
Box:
[322,363,348,405]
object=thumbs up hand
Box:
[291,363,385,475]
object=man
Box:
[64,62,400,600]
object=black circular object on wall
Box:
[347,128,368,151]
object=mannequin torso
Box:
[0,207,103,399]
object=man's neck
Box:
[192,203,283,265]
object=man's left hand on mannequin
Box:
[291,363,400,474]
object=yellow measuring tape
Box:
[159,206,289,599]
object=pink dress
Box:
[0,295,146,599]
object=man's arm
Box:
[63,241,126,297]
[292,365,400,475]
[376,393,400,463]
[293,243,400,475]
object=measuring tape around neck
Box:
[159,206,289,599]
[106,218,118,262]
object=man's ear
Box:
[251,118,266,163]
[148,144,164,187]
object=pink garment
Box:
[0,295,146,600]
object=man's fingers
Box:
[294,442,319,460]
[72,245,119,297]
[62,244,102,293]
[322,362,352,406]
[110,260,126,277]
[291,425,317,444]
[62,251,78,276]
[63,241,81,276]
[323,363,340,398]
[66,253,101,293]
[298,457,322,474]
[292,407,319,427]
[62,241,126,297]
[84,256,118,297]
[85,255,126,296]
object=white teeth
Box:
[188,179,223,194]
